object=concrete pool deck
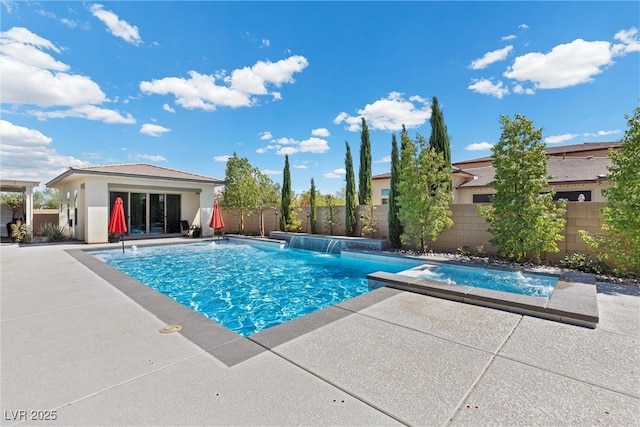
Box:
[1,238,639,426]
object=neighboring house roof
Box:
[46,163,224,187]
[372,172,391,180]
[453,141,622,167]
[457,156,612,189]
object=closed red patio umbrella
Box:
[108,197,127,253]
[209,201,224,241]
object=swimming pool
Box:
[89,242,409,336]
[418,263,557,299]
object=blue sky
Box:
[1,1,638,195]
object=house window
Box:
[472,194,494,203]
[381,188,390,196]
[553,190,592,202]
[381,198,389,205]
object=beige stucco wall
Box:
[221,204,392,239]
[371,178,388,206]
[221,202,605,262]
[49,174,216,243]
[426,202,605,261]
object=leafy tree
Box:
[333,187,346,206]
[428,96,453,191]
[323,194,340,235]
[1,192,24,219]
[309,178,317,234]
[580,106,640,272]
[388,133,402,248]
[358,117,372,205]
[280,154,292,231]
[478,114,566,262]
[344,141,357,236]
[398,133,453,251]
[220,153,257,234]
[254,169,280,237]
[33,188,59,209]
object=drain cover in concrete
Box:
[159,324,182,333]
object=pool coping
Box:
[68,241,598,371]
[354,250,599,328]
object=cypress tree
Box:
[345,141,357,237]
[428,97,452,191]
[358,117,372,205]
[388,133,402,248]
[309,178,317,234]
[280,155,291,230]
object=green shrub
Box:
[39,222,67,242]
[457,245,472,256]
[10,220,28,243]
[561,253,611,275]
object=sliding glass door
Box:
[109,191,181,235]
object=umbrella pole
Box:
[121,234,125,254]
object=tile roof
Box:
[457,156,612,188]
[46,163,224,187]
[453,141,622,167]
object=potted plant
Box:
[191,225,202,238]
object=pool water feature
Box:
[418,263,557,299]
[89,242,408,336]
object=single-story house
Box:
[372,141,621,205]
[46,164,224,243]
[0,179,40,237]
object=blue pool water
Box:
[89,242,408,336]
[418,263,558,298]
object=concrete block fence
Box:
[217,202,607,261]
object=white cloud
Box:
[60,18,78,29]
[323,168,346,179]
[0,27,135,124]
[1,1,17,14]
[375,155,391,163]
[261,39,270,47]
[262,169,281,176]
[140,55,308,111]
[513,84,535,95]
[276,137,297,145]
[259,131,273,140]
[298,137,329,153]
[0,119,87,182]
[140,123,171,137]
[130,153,167,162]
[467,78,509,99]
[470,45,513,70]
[311,128,330,137]
[213,155,231,162]
[519,24,529,29]
[545,133,579,144]
[465,142,494,151]
[271,92,282,101]
[502,35,516,41]
[597,129,621,136]
[613,27,640,54]
[162,103,175,113]
[31,105,136,124]
[293,164,308,169]
[334,92,430,132]
[256,148,267,154]
[504,38,614,89]
[276,146,298,156]
[90,3,142,45]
